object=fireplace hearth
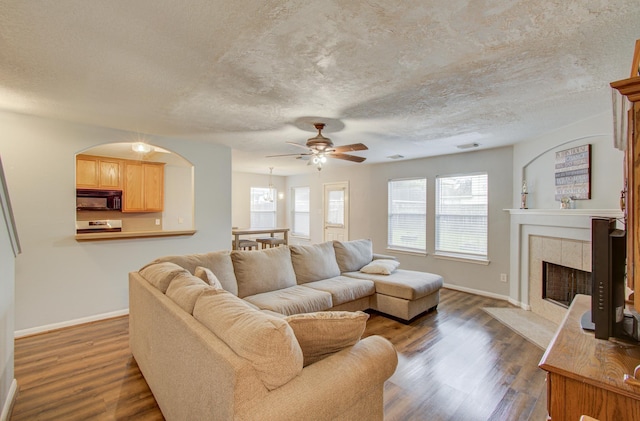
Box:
[543,261,591,308]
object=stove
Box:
[76,219,122,234]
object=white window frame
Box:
[250,187,277,228]
[291,186,310,237]
[435,172,488,263]
[387,177,427,253]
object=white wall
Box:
[286,146,514,297]
[513,111,624,210]
[0,110,232,331]
[232,172,287,230]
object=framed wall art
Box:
[554,144,591,201]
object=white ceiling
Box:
[0,1,638,175]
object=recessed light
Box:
[387,154,405,160]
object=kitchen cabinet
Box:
[76,155,122,189]
[122,161,164,212]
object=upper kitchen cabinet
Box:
[76,154,122,189]
[123,161,165,212]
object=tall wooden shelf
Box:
[611,76,640,314]
[539,295,640,420]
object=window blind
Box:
[387,178,426,252]
[292,186,310,236]
[435,173,488,259]
[250,187,276,228]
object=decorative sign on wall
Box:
[554,144,591,201]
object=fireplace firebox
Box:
[542,261,591,308]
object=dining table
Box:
[231,227,289,250]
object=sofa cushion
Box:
[290,242,341,284]
[232,246,297,298]
[165,273,211,314]
[302,276,375,306]
[194,266,224,289]
[243,285,333,316]
[139,262,191,293]
[148,250,238,295]
[193,289,303,391]
[333,239,373,273]
[285,311,369,366]
[345,269,443,300]
[360,259,400,275]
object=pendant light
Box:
[263,167,275,202]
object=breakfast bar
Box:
[231,227,289,250]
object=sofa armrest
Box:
[239,335,398,421]
[373,252,398,261]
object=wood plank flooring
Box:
[11,289,548,420]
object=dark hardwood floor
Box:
[11,288,548,420]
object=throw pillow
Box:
[193,289,303,390]
[165,273,211,314]
[194,266,224,290]
[285,311,369,366]
[333,239,374,272]
[359,259,400,275]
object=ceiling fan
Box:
[267,123,368,170]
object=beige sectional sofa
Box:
[129,239,443,420]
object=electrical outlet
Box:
[155,219,160,225]
[178,217,184,224]
[500,273,508,283]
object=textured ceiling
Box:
[0,0,638,174]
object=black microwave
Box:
[76,189,122,211]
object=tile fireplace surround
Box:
[507,209,623,324]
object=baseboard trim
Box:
[443,283,511,303]
[0,379,17,421]
[14,309,129,338]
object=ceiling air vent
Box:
[456,142,480,150]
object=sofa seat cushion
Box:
[290,242,341,284]
[285,311,369,366]
[165,273,211,314]
[232,246,297,298]
[147,250,238,295]
[139,262,191,293]
[333,239,373,272]
[344,269,443,300]
[243,285,332,316]
[193,289,303,391]
[302,276,375,306]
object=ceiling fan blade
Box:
[332,143,368,153]
[328,153,366,163]
[286,141,312,150]
[266,153,311,158]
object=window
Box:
[250,187,276,228]
[435,173,488,260]
[291,186,310,237]
[387,178,426,252]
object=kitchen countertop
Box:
[75,229,196,241]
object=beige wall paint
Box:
[285,146,514,297]
[231,172,287,231]
[0,110,232,331]
[512,111,624,210]
[0,189,16,418]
